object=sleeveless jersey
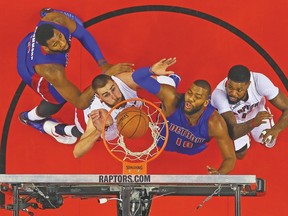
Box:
[211,72,279,123]
[75,76,141,140]
[17,21,71,104]
[158,96,215,155]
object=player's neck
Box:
[185,108,205,126]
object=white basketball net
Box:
[104,101,168,162]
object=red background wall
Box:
[0,0,287,215]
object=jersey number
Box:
[176,138,194,148]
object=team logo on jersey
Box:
[234,102,259,118]
[169,123,206,144]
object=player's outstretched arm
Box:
[42,12,134,73]
[73,109,113,158]
[73,117,101,158]
[35,63,94,109]
[104,63,135,76]
[132,58,179,115]
[208,111,236,174]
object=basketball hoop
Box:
[101,98,169,174]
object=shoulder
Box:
[211,79,228,103]
[250,72,279,99]
[251,72,274,86]
[211,88,231,113]
[115,72,134,83]
[114,72,137,90]
[211,88,227,100]
[207,111,228,136]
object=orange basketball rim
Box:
[101,98,169,174]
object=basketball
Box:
[116,106,149,139]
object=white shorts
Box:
[234,108,275,151]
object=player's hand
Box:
[104,63,134,76]
[251,111,273,127]
[207,166,220,175]
[150,58,176,76]
[259,128,279,148]
[90,109,113,131]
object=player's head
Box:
[92,74,124,107]
[226,65,251,104]
[35,24,70,53]
[184,80,211,115]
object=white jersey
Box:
[74,75,177,140]
[211,72,279,123]
[83,76,141,140]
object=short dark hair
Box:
[92,74,114,92]
[194,80,211,98]
[228,65,250,83]
[35,24,55,46]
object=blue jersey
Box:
[17,21,71,104]
[158,95,215,155]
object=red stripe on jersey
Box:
[31,74,58,104]
[74,108,86,133]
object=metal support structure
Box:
[0,174,264,216]
[121,186,132,216]
[235,184,242,216]
[12,184,19,216]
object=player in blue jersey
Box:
[132,58,236,174]
[17,9,133,144]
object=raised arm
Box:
[132,58,179,116]
[207,111,236,174]
[73,109,113,158]
[42,12,133,73]
[73,117,101,158]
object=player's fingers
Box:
[206,165,212,170]
[259,111,273,118]
[159,58,167,63]
[165,57,176,65]
[120,66,134,72]
[263,135,273,145]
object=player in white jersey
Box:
[211,65,288,159]
[73,72,180,158]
